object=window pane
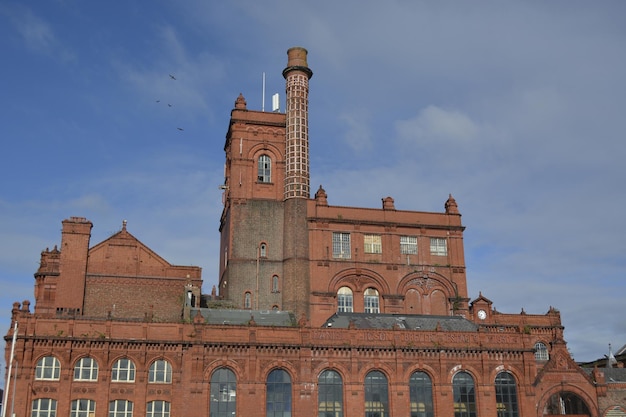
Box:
[337,287,353,313]
[109,400,133,417]
[267,369,292,417]
[495,372,519,417]
[430,238,447,256]
[74,357,99,381]
[534,342,549,361]
[258,155,271,183]
[210,368,237,417]
[409,371,433,417]
[400,236,418,255]
[31,398,57,417]
[146,401,170,417]
[318,370,343,417]
[364,235,382,254]
[36,356,60,380]
[365,371,388,417]
[364,288,380,314]
[149,360,172,383]
[332,233,351,259]
[71,399,95,417]
[112,358,135,382]
[453,372,476,417]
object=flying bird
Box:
[156,100,160,103]
[177,127,184,131]
[169,74,176,80]
[168,104,172,107]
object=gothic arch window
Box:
[452,371,476,417]
[109,400,133,417]
[365,370,389,417]
[111,358,135,382]
[337,287,353,313]
[266,369,292,417]
[210,368,237,417]
[543,392,590,415]
[534,342,549,361]
[35,356,60,380]
[318,370,343,417]
[409,371,434,417]
[31,399,57,417]
[70,399,95,417]
[258,155,271,183]
[146,401,170,417]
[272,275,280,293]
[148,359,172,383]
[74,357,98,381]
[495,372,519,417]
[244,292,252,309]
[364,288,380,314]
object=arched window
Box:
[267,369,292,417]
[543,392,590,415]
[244,292,252,309]
[365,370,389,417]
[364,288,380,314]
[534,342,549,361]
[146,401,170,417]
[74,357,98,381]
[260,243,267,257]
[111,358,135,382]
[149,359,172,383]
[495,372,519,417]
[453,371,476,417]
[258,155,271,183]
[409,371,434,417]
[70,399,95,417]
[272,275,280,293]
[210,368,237,417]
[109,400,133,417]
[35,356,60,380]
[31,398,57,417]
[318,370,343,417]
[337,287,353,313]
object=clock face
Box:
[477,309,487,320]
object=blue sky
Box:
[1,1,625,373]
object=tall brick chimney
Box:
[281,47,312,317]
[55,216,92,316]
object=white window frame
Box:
[74,357,99,381]
[364,234,382,254]
[35,356,61,380]
[111,358,135,382]
[109,400,133,417]
[337,287,354,313]
[31,398,57,417]
[332,232,351,259]
[146,401,170,417]
[364,288,380,314]
[258,155,271,183]
[430,238,447,256]
[400,236,418,255]
[534,342,549,361]
[148,359,172,384]
[70,399,96,417]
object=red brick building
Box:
[4,47,626,417]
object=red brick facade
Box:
[4,47,626,417]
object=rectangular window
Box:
[430,238,447,256]
[400,236,418,255]
[332,232,351,259]
[364,234,382,254]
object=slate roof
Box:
[583,367,626,383]
[322,312,479,332]
[191,308,296,327]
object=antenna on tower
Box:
[262,72,266,112]
[272,93,280,112]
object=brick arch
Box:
[488,364,525,386]
[403,364,440,387]
[327,267,391,295]
[259,361,299,382]
[204,358,245,382]
[311,362,351,385]
[449,364,482,385]
[249,142,283,162]
[398,270,456,298]
[357,363,396,384]
[535,384,598,417]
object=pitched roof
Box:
[322,312,479,332]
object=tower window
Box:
[272,275,280,293]
[430,238,447,256]
[332,232,351,259]
[364,234,382,254]
[260,243,267,257]
[258,155,271,183]
[244,292,252,309]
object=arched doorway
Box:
[543,391,591,416]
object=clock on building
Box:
[477,309,487,320]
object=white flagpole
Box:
[2,321,17,417]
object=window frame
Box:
[400,236,418,255]
[70,399,96,417]
[364,288,380,314]
[210,368,237,417]
[363,234,382,254]
[148,359,172,384]
[266,369,292,417]
[31,398,57,417]
[109,400,133,417]
[409,371,434,417]
[364,370,389,417]
[258,155,272,183]
[35,356,61,381]
[453,371,476,417]
[534,342,549,361]
[332,232,351,259]
[146,401,170,417]
[337,287,354,313]
[495,371,519,417]
[111,358,136,383]
[74,357,99,381]
[318,370,343,417]
[430,238,448,256]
